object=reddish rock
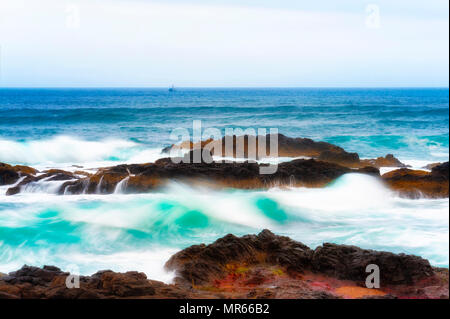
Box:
[382,162,449,198]
[165,229,313,286]
[0,231,447,299]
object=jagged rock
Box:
[0,231,447,299]
[166,230,434,287]
[165,229,313,286]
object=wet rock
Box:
[164,134,362,166]
[431,161,449,179]
[0,163,38,186]
[53,158,378,195]
[422,162,442,170]
[5,186,21,196]
[361,154,408,168]
[5,169,77,196]
[0,163,20,185]
[0,231,447,299]
[311,243,433,285]
[382,162,449,198]
[317,150,360,166]
[165,229,313,286]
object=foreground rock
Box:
[0,265,192,299]
[163,134,408,168]
[382,162,449,198]
[1,230,447,299]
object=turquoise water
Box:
[0,88,448,165]
[0,88,448,280]
[0,176,448,280]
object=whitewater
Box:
[0,174,448,283]
[0,88,448,282]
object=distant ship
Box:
[168,85,175,92]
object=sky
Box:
[0,0,448,87]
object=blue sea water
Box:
[0,88,448,164]
[0,88,448,279]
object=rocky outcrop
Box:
[165,229,313,286]
[5,169,78,196]
[0,265,190,299]
[0,163,38,186]
[382,162,449,198]
[1,230,447,299]
[57,158,377,195]
[162,134,407,169]
[310,243,433,285]
[360,154,409,168]
[3,158,447,198]
[422,162,443,170]
[163,134,361,166]
[166,230,434,287]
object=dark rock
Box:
[431,162,449,179]
[311,243,433,285]
[361,154,408,168]
[0,231,446,299]
[0,163,20,185]
[165,229,312,286]
[167,230,435,287]
[317,150,360,166]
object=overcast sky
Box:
[0,0,448,87]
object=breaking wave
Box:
[0,174,448,281]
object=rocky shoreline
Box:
[0,230,448,299]
[1,135,448,198]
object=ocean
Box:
[0,88,448,280]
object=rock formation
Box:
[382,162,449,198]
[1,230,447,299]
